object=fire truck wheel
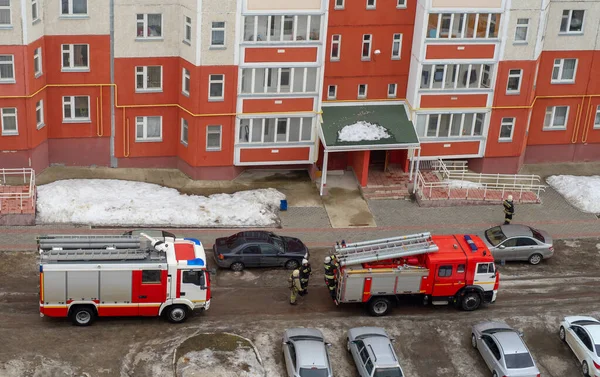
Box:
[284,259,300,270]
[461,292,481,311]
[528,253,543,265]
[230,262,245,272]
[70,306,95,326]
[166,305,188,323]
[368,297,392,317]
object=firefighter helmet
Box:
[324,256,331,263]
[507,194,513,201]
[302,259,309,265]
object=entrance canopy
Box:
[319,104,420,151]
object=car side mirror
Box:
[518,331,524,338]
[390,338,396,343]
[325,343,332,348]
[283,341,289,346]
[498,245,505,249]
[477,335,482,340]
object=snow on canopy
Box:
[337,121,391,142]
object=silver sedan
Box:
[282,328,333,377]
[479,224,554,265]
[471,321,541,377]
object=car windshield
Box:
[299,367,328,377]
[529,227,545,243]
[226,234,243,248]
[485,226,507,246]
[272,235,286,251]
[504,352,534,369]
[373,367,403,377]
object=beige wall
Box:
[44,0,110,36]
[1,0,23,45]
[431,0,502,9]
[200,0,236,65]
[502,10,541,60]
[179,3,198,65]
[246,0,322,11]
[542,1,600,51]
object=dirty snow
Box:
[36,179,285,227]
[337,121,391,142]
[546,175,600,213]
[563,240,580,248]
[444,179,483,189]
[177,348,264,377]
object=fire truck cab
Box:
[38,233,210,326]
[332,233,499,316]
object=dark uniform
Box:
[503,198,515,225]
[324,259,337,300]
[299,262,311,293]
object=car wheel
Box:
[166,305,188,324]
[284,259,299,270]
[461,292,482,311]
[559,326,566,342]
[471,334,477,349]
[230,262,245,272]
[70,306,95,326]
[368,297,392,317]
[528,253,543,265]
[582,361,590,377]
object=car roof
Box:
[493,331,528,354]
[364,337,398,366]
[500,225,533,239]
[238,231,274,241]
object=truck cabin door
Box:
[473,262,496,292]
[179,269,207,304]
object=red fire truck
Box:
[331,232,499,316]
[38,233,210,326]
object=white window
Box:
[209,74,224,101]
[0,0,10,26]
[388,83,397,98]
[327,85,337,99]
[1,108,17,135]
[418,113,485,138]
[184,16,192,44]
[181,118,188,145]
[552,58,577,83]
[366,0,376,9]
[595,106,600,129]
[397,0,406,8]
[242,15,321,43]
[560,10,584,34]
[62,96,90,122]
[358,84,367,99]
[206,125,222,151]
[514,18,529,42]
[182,68,190,96]
[499,117,514,141]
[362,34,372,60]
[34,47,42,77]
[32,0,39,22]
[391,33,402,59]
[0,55,15,82]
[137,14,162,38]
[240,67,318,94]
[506,69,522,94]
[335,0,344,9]
[543,106,569,130]
[36,100,44,129]
[427,13,501,39]
[330,35,341,61]
[61,0,87,16]
[211,22,225,47]
[135,116,162,141]
[420,63,493,90]
[238,117,313,144]
[61,44,88,71]
[136,66,162,92]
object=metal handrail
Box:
[0,168,36,209]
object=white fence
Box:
[0,168,36,210]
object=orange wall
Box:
[527,97,582,146]
[240,147,310,163]
[485,108,530,158]
[493,60,537,108]
[244,47,318,63]
[349,150,369,187]
[323,75,406,101]
[328,0,416,27]
[26,37,48,95]
[243,98,314,113]
[0,99,28,151]
[420,141,480,157]
[44,35,110,85]
[0,45,27,97]
[534,50,594,97]
[420,94,487,109]
[425,44,495,60]
[114,57,179,106]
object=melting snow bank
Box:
[444,179,483,189]
[337,121,391,142]
[177,348,264,377]
[36,179,286,227]
[546,175,600,214]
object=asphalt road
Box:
[1,238,599,376]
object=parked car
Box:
[471,321,541,377]
[559,316,600,377]
[213,231,309,271]
[479,224,553,265]
[347,327,404,377]
[282,328,333,377]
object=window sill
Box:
[366,7,376,10]
[542,127,567,131]
[1,132,18,136]
[330,58,340,62]
[208,98,224,102]
[182,91,190,97]
[135,37,164,42]
[241,40,322,45]
[391,57,401,60]
[136,89,163,93]
[36,123,46,130]
[62,119,91,124]
[35,72,43,79]
[327,97,337,100]
[558,32,584,36]
[32,18,42,25]
[334,6,344,10]
[594,126,600,130]
[396,5,407,9]
[182,39,191,46]
[59,15,89,20]
[513,41,528,45]
[135,138,163,143]
[0,80,16,84]
[505,91,521,96]
[361,58,371,62]
[209,45,227,50]
[206,148,222,152]
[425,37,500,42]
[357,96,367,100]
[61,68,90,73]
[498,139,513,143]
[181,141,188,147]
[550,80,575,85]
[0,25,13,30]
[387,95,397,99]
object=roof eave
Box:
[324,143,421,152]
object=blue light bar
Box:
[464,235,478,251]
[187,258,205,266]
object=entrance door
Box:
[369,150,387,171]
[179,269,208,304]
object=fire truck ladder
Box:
[40,247,151,262]
[37,235,142,252]
[335,233,439,266]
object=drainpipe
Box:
[320,150,329,196]
[109,0,117,167]
[412,148,421,194]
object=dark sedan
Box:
[212,231,309,271]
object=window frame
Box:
[438,265,453,277]
[182,68,190,96]
[206,125,222,151]
[506,69,522,94]
[240,67,319,95]
[357,84,367,99]
[334,0,344,9]
[418,112,486,138]
[241,15,322,43]
[514,18,529,43]
[0,0,11,26]
[330,34,341,61]
[61,44,89,71]
[135,65,162,93]
[136,13,163,39]
[543,106,569,130]
[208,74,225,101]
[366,0,376,10]
[426,13,501,40]
[327,85,337,100]
[498,117,515,142]
[33,47,42,77]
[36,99,45,129]
[62,96,90,122]
[141,270,161,284]
[135,116,163,142]
[560,9,585,35]
[551,58,577,84]
[0,54,15,82]
[184,16,192,44]
[1,107,18,136]
[181,118,188,146]
[210,21,226,48]
[420,63,494,90]
[361,34,372,61]
[60,0,87,16]
[32,0,40,22]
[594,105,600,129]
[397,0,406,9]
[238,117,313,144]
[391,33,402,60]
[388,83,397,98]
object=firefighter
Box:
[288,269,305,305]
[503,195,515,225]
[299,258,311,293]
[323,256,337,300]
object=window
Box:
[516,238,537,247]
[181,118,188,145]
[391,33,402,59]
[242,15,321,43]
[514,18,529,42]
[61,44,88,71]
[482,336,502,360]
[36,100,44,129]
[416,112,485,138]
[135,116,162,141]
[388,83,397,98]
[560,10,584,34]
[141,270,161,283]
[457,264,465,274]
[33,48,42,77]
[238,117,313,144]
[61,0,87,16]
[184,16,192,43]
[260,244,278,255]
[335,0,344,9]
[477,263,489,274]
[506,69,522,94]
[595,106,600,129]
[543,106,569,130]
[62,96,90,121]
[0,0,10,26]
[361,34,372,60]
[206,125,222,151]
[242,246,260,255]
[1,108,17,135]
[397,0,406,8]
[366,0,375,9]
[427,13,501,39]
[330,34,341,61]
[358,84,367,99]
[136,66,162,92]
[182,270,205,286]
[32,0,39,22]
[499,117,514,141]
[211,21,225,47]
[552,58,577,83]
[0,55,15,82]
[137,14,162,38]
[420,63,493,90]
[240,67,319,94]
[182,68,190,96]
[327,85,337,99]
[438,265,452,277]
[209,74,224,100]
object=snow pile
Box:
[36,179,286,227]
[177,348,264,377]
[546,175,600,214]
[337,121,391,142]
[444,179,483,189]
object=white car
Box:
[559,316,600,377]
